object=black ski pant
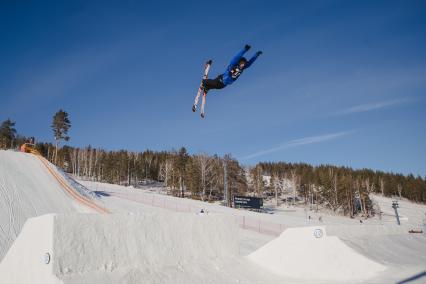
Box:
[202,75,226,92]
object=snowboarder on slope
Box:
[202,44,262,93]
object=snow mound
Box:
[0,212,239,284]
[248,226,386,281]
[0,150,78,261]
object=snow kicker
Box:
[0,212,239,284]
[248,226,386,281]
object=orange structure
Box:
[20,143,37,154]
[19,143,109,214]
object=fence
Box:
[109,191,285,236]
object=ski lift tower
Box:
[392,200,401,225]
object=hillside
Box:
[0,150,425,283]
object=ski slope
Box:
[79,180,426,283]
[0,150,425,283]
[1,213,254,284]
[0,150,109,261]
[248,226,386,281]
[0,150,79,261]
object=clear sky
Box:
[1,0,425,176]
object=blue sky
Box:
[1,0,425,176]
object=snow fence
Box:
[248,226,386,281]
[0,212,239,284]
[108,191,286,236]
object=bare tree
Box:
[329,168,339,211]
[94,148,103,181]
[271,173,278,206]
[309,184,316,210]
[144,155,153,181]
[207,156,221,201]
[380,177,385,196]
[354,178,364,215]
[364,177,375,194]
[159,159,173,189]
[290,169,298,206]
[363,177,375,216]
[256,166,263,197]
[94,148,101,181]
[397,184,403,199]
[69,148,78,175]
[88,147,94,179]
[195,153,214,201]
[272,173,284,207]
[249,165,264,197]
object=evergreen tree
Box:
[51,109,71,164]
[177,147,189,197]
[0,119,17,149]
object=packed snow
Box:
[1,150,426,283]
[248,226,386,281]
[0,150,81,260]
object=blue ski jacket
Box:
[221,47,259,86]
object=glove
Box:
[245,44,251,51]
[256,51,263,56]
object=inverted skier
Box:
[203,44,262,92]
[192,44,262,117]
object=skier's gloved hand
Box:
[256,51,263,56]
[245,44,251,51]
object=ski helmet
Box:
[238,57,247,65]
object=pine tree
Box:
[51,109,71,164]
[0,119,17,149]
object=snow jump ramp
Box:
[0,213,238,284]
[248,226,386,281]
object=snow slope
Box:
[0,213,249,284]
[80,180,426,283]
[1,150,425,283]
[371,194,426,228]
[0,150,79,261]
[0,151,282,284]
[248,226,386,281]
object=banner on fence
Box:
[234,196,263,209]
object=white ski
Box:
[200,93,206,118]
[192,60,212,114]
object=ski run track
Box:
[0,149,425,284]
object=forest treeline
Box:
[37,143,426,216]
[256,162,426,217]
[1,117,425,219]
[35,143,247,205]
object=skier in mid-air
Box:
[202,44,262,92]
[192,44,262,117]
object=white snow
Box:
[0,150,81,261]
[78,180,426,283]
[248,226,386,280]
[0,214,58,283]
[1,150,426,283]
[371,194,426,228]
[0,213,242,284]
